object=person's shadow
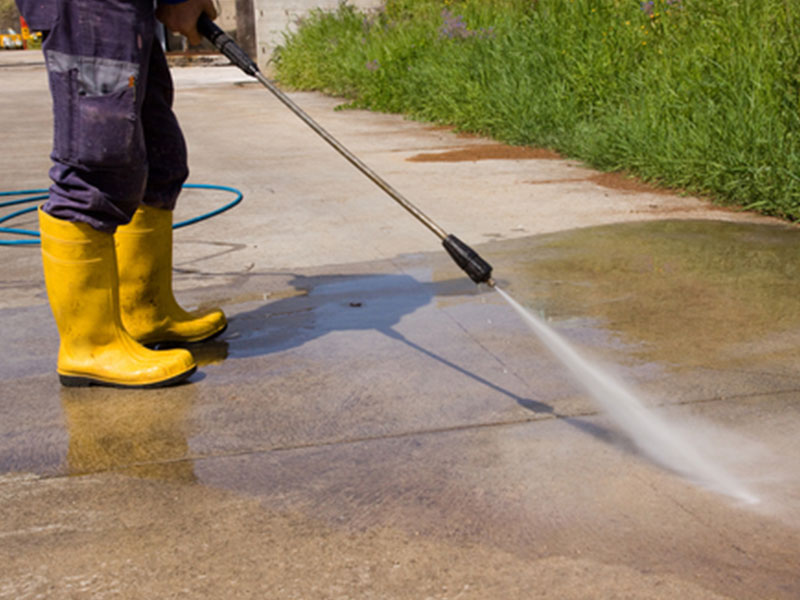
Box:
[224,272,451,357]
[223,271,631,451]
[160,271,433,365]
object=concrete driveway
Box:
[1,50,799,599]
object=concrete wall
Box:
[253,0,382,70]
[217,0,239,33]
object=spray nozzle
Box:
[442,234,494,285]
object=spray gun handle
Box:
[197,13,260,77]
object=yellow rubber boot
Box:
[114,205,227,346]
[39,209,197,388]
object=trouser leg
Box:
[141,39,189,211]
[41,0,156,232]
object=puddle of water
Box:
[483,219,800,508]
[9,220,797,503]
[224,273,435,358]
[60,387,198,482]
[494,219,800,371]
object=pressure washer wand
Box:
[197,14,494,287]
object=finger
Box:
[202,0,218,21]
[186,30,203,46]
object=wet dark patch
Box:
[588,172,681,196]
[495,219,800,371]
[407,143,561,162]
[524,172,686,197]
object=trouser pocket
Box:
[46,50,141,168]
[77,84,139,167]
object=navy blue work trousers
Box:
[40,0,188,232]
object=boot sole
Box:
[59,365,197,389]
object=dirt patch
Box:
[587,171,677,196]
[407,143,561,162]
[524,171,689,198]
[408,137,684,197]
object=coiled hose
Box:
[0,183,243,246]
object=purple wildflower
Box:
[439,8,471,39]
[365,59,380,71]
[438,8,494,41]
[640,1,654,16]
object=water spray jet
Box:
[494,285,759,505]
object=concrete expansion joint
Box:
[18,413,604,482]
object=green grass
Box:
[274,0,800,220]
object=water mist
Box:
[494,286,758,505]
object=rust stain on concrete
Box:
[407,143,562,163]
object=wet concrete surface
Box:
[2,50,800,598]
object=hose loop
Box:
[0,184,243,246]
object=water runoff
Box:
[493,285,759,505]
